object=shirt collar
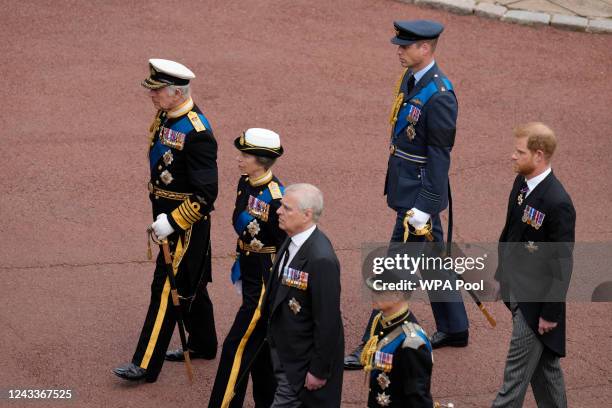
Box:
[166,97,194,118]
[526,167,551,193]
[413,60,435,84]
[290,224,317,249]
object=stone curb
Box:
[396,0,612,34]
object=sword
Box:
[402,213,496,328]
[149,228,194,383]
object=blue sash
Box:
[149,112,212,170]
[370,332,406,379]
[231,183,285,283]
[369,324,432,379]
[393,77,453,137]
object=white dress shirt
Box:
[413,60,435,85]
[278,224,317,276]
[525,167,551,197]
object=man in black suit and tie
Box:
[266,183,344,407]
[493,122,575,408]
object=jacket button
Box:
[246,251,250,256]
[204,216,208,220]
[158,165,162,170]
[155,180,160,185]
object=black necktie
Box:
[270,246,290,301]
[277,246,291,279]
[406,75,416,95]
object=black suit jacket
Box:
[266,227,344,407]
[496,171,575,357]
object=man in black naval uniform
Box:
[207,128,286,408]
[492,122,575,407]
[361,280,434,408]
[345,20,469,369]
[113,59,218,382]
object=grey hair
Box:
[255,156,277,170]
[166,84,191,98]
[285,183,324,222]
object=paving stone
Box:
[475,2,509,18]
[416,0,476,15]
[551,13,589,29]
[551,0,612,18]
[508,0,575,15]
[502,9,552,25]
[587,17,612,31]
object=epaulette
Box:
[187,111,206,132]
[268,181,283,200]
[401,322,428,350]
[432,74,453,93]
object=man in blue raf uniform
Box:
[361,280,434,408]
[208,128,286,408]
[113,59,218,382]
[345,20,469,369]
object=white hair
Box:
[166,84,191,98]
[285,183,324,222]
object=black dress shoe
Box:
[430,330,469,349]
[343,343,365,370]
[112,363,147,381]
[165,348,216,362]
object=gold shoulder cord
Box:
[148,110,163,154]
[360,312,383,376]
[389,68,408,128]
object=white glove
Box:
[151,213,175,239]
[234,280,243,295]
[408,208,430,230]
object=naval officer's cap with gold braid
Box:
[235,128,284,158]
[142,58,196,90]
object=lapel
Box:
[506,175,523,220]
[500,176,522,242]
[264,237,291,309]
[266,237,291,290]
[405,63,438,101]
[270,228,319,314]
[516,172,555,238]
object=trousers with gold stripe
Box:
[207,252,276,408]
[131,222,217,383]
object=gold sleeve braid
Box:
[171,198,203,230]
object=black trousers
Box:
[131,252,216,382]
[208,254,276,408]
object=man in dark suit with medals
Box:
[113,59,218,382]
[208,128,285,408]
[345,19,469,370]
[493,122,575,407]
[266,183,344,407]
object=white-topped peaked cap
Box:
[234,128,284,158]
[142,58,196,89]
